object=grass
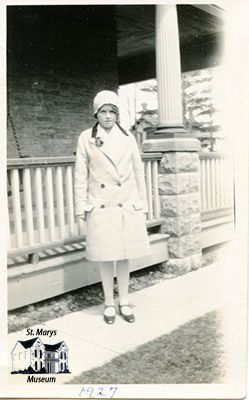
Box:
[68,310,225,384]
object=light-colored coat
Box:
[74,123,151,261]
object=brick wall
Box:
[7,6,118,157]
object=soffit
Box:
[115,5,224,58]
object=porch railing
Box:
[199,152,234,219]
[7,154,162,262]
[7,151,234,263]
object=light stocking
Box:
[100,261,115,316]
[116,259,130,306]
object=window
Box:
[64,352,66,359]
[64,362,67,370]
[40,361,42,370]
[60,352,63,359]
[60,362,63,371]
[40,350,42,358]
[34,349,37,357]
[47,353,51,359]
[35,361,37,370]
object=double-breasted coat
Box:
[74,123,151,262]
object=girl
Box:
[74,90,151,324]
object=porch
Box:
[6,4,232,311]
[7,150,234,310]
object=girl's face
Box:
[97,104,117,131]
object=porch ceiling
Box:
[115,5,224,59]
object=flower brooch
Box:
[95,137,104,147]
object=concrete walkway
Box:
[8,255,244,384]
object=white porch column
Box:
[156,4,184,129]
[143,4,202,271]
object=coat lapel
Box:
[90,124,130,166]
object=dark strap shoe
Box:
[118,304,135,323]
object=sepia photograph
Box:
[0,0,248,398]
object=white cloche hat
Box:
[93,90,119,116]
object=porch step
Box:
[8,233,169,311]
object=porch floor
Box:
[8,242,244,388]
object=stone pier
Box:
[143,139,202,271]
[158,149,202,271]
[143,4,202,272]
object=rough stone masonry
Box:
[143,135,201,272]
[159,150,202,271]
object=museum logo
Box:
[11,336,70,378]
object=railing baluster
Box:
[55,166,65,239]
[10,168,23,248]
[200,159,203,211]
[145,160,153,221]
[220,157,225,207]
[200,159,206,212]
[77,217,85,236]
[210,158,216,209]
[206,159,211,210]
[23,168,35,245]
[215,158,220,208]
[65,165,75,236]
[152,160,160,219]
[34,167,45,242]
[7,206,11,250]
[45,167,56,241]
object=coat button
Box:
[100,204,105,208]
[118,203,123,207]
[117,182,122,187]
[100,184,105,188]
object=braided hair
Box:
[91,121,99,138]
[91,119,128,138]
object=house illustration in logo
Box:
[11,337,69,374]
